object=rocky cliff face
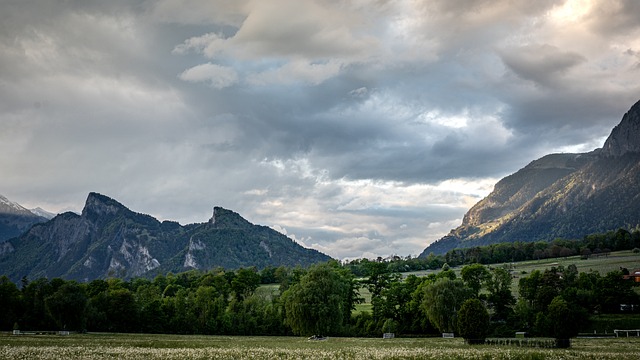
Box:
[421,99,640,256]
[601,100,640,157]
[0,192,331,282]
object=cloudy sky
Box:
[2,0,640,259]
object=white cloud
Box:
[178,63,238,88]
[172,32,229,58]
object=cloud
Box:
[149,0,249,26]
[179,63,238,88]
[246,59,344,86]
[584,0,640,37]
[499,44,586,88]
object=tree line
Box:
[1,257,638,346]
[344,228,640,275]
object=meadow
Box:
[1,333,640,360]
[403,249,640,295]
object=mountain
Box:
[0,194,48,242]
[29,207,56,220]
[0,192,332,282]
[421,99,640,256]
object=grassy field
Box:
[404,250,640,278]
[402,250,640,295]
[1,333,640,359]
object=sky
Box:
[1,0,640,260]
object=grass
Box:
[401,250,640,295]
[1,333,640,359]
[504,250,640,295]
[404,250,640,278]
[506,250,640,276]
[254,284,279,300]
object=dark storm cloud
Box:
[499,44,587,88]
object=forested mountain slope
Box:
[0,192,331,282]
[421,99,640,255]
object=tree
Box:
[460,264,489,297]
[135,284,166,333]
[421,278,472,333]
[543,296,586,348]
[595,270,640,313]
[363,260,400,321]
[457,298,489,344]
[231,267,261,301]
[485,267,515,321]
[0,276,22,330]
[44,281,87,331]
[106,288,138,332]
[21,278,56,330]
[282,263,351,336]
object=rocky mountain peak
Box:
[82,192,127,219]
[421,98,640,256]
[1,193,331,281]
[0,194,48,242]
[29,207,56,220]
[209,206,253,229]
[601,99,640,157]
[0,194,31,216]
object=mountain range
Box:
[0,192,331,282]
[420,99,640,256]
[0,194,51,242]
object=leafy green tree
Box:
[485,267,515,320]
[595,270,640,313]
[460,263,489,297]
[457,298,489,344]
[376,278,413,327]
[231,267,261,301]
[199,270,231,300]
[259,266,277,284]
[282,263,351,336]
[20,278,56,330]
[363,260,400,321]
[421,278,472,333]
[330,261,362,324]
[519,269,562,312]
[107,288,138,332]
[135,284,166,333]
[547,296,579,348]
[0,276,22,330]
[511,298,536,333]
[44,281,87,331]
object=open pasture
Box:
[1,333,640,360]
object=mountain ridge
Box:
[0,192,331,282]
[0,194,49,242]
[420,99,640,256]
